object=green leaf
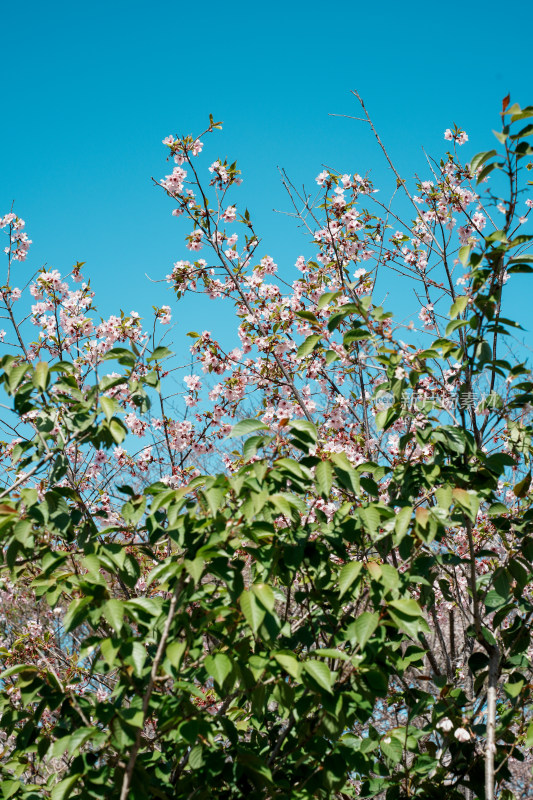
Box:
[243,434,272,460]
[352,612,379,648]
[228,419,270,437]
[251,583,275,611]
[270,492,304,518]
[508,254,533,264]
[458,244,471,268]
[331,453,359,495]
[436,486,452,509]
[525,721,533,747]
[432,426,467,454]
[202,486,225,516]
[504,678,525,698]
[188,744,205,769]
[51,774,82,800]
[273,651,302,679]
[130,642,147,677]
[205,653,233,687]
[315,460,333,498]
[509,104,533,123]
[514,473,531,498]
[8,363,30,393]
[314,648,349,660]
[100,638,120,668]
[102,599,124,633]
[239,590,265,632]
[303,660,333,693]
[395,506,412,539]
[338,561,362,598]
[445,319,469,336]
[296,310,319,324]
[275,458,311,480]
[297,333,321,359]
[109,418,127,444]
[289,419,318,440]
[470,150,497,174]
[184,556,205,584]
[1,780,20,799]
[344,327,371,345]
[389,598,424,617]
[33,361,50,392]
[0,664,40,680]
[450,296,468,319]
[317,291,340,309]
[327,303,360,331]
[104,347,136,365]
[477,160,502,183]
[380,735,403,764]
[63,597,91,633]
[388,599,429,637]
[361,505,381,535]
[100,395,118,422]
[486,229,508,243]
[488,502,508,517]
[119,705,145,729]
[485,590,506,609]
[126,597,162,618]
[99,374,126,394]
[147,345,173,362]
[380,564,400,590]
[493,130,508,144]
[165,641,186,669]
[375,407,399,431]
[65,726,99,757]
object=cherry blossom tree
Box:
[1,95,533,800]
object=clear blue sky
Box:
[1,0,532,350]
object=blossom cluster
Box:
[0,213,31,261]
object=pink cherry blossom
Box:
[222,205,237,223]
[184,374,201,391]
[158,305,172,324]
[454,727,471,742]
[436,717,454,733]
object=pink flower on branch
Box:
[222,205,237,223]
[184,374,201,392]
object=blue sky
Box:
[1,0,532,354]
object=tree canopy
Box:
[1,96,533,799]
